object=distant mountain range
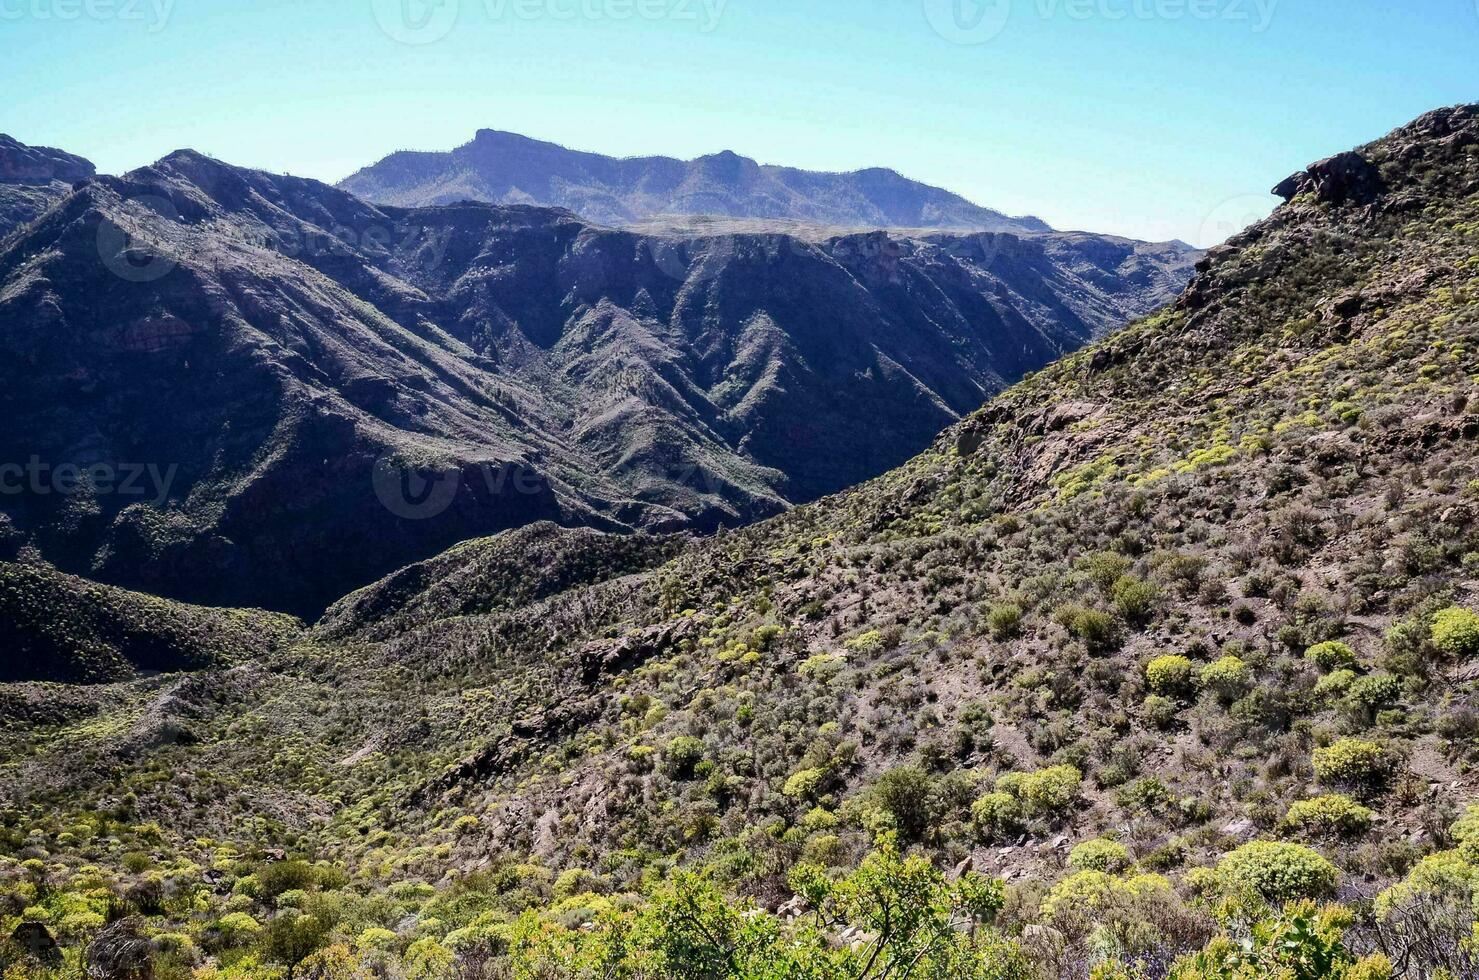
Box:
[0,137,1196,614]
[339,129,1055,233]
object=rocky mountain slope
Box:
[0,103,1473,978]
[0,134,94,238]
[340,128,1054,232]
[0,150,1193,615]
[2,104,1476,979]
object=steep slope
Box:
[340,129,1053,232]
[0,134,94,237]
[0,152,1192,614]
[1,106,1474,979]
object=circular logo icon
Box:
[922,0,1011,45]
[371,0,459,45]
[372,455,462,519]
[96,194,181,283]
[1196,193,1280,250]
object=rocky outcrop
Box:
[0,134,96,237]
[1272,150,1384,205]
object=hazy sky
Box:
[3,0,1476,246]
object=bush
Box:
[997,765,1083,818]
[870,766,939,843]
[258,860,320,899]
[663,736,705,780]
[1305,641,1358,671]
[986,602,1024,640]
[783,768,825,801]
[1111,575,1159,622]
[1431,606,1479,658]
[1142,694,1180,729]
[1068,838,1132,873]
[1284,794,1374,837]
[1200,656,1251,700]
[1146,655,1196,696]
[1216,841,1339,903]
[1313,668,1358,700]
[1116,777,1174,817]
[1347,673,1402,713]
[971,791,1025,840]
[1312,738,1391,790]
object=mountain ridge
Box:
[1,105,1477,980]
[340,128,1055,233]
[0,147,1194,615]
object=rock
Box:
[1272,150,1384,206]
[1220,818,1256,837]
[9,921,61,963]
[84,918,153,980]
[951,856,974,878]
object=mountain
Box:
[0,133,94,237]
[0,150,1194,615]
[339,129,1055,233]
[2,105,1474,979]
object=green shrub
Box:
[1347,673,1402,712]
[1056,606,1118,649]
[1313,668,1358,700]
[986,602,1024,640]
[1067,838,1132,873]
[870,766,939,843]
[783,768,825,801]
[663,736,705,780]
[1312,738,1391,790]
[1142,694,1180,729]
[1216,841,1338,903]
[1431,606,1479,658]
[1305,641,1358,672]
[1146,655,1196,696]
[971,791,1025,840]
[1116,777,1174,817]
[258,860,320,899]
[1111,575,1159,622]
[1284,795,1374,837]
[1200,656,1251,699]
[997,765,1083,818]
[1451,803,1479,845]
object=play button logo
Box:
[923,0,1011,44]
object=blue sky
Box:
[2,0,1475,245]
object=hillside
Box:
[3,105,1478,978]
[0,150,1192,615]
[0,562,300,684]
[340,128,1054,232]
